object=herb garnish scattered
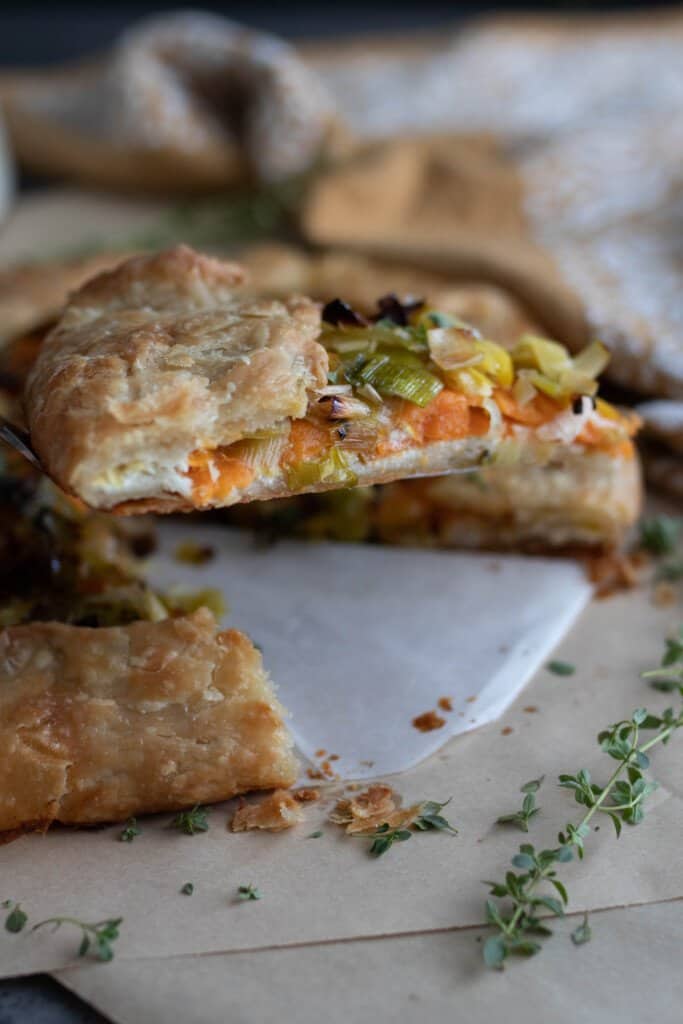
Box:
[354,799,457,858]
[119,818,141,843]
[638,516,682,556]
[654,561,683,583]
[547,661,575,677]
[3,902,27,934]
[496,777,544,832]
[641,628,683,692]
[237,884,262,901]
[32,917,122,962]
[180,883,194,896]
[307,830,323,839]
[170,805,210,835]
[482,642,683,969]
[363,824,413,858]
[571,913,592,946]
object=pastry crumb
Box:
[652,582,677,607]
[437,697,453,712]
[231,790,305,832]
[412,710,446,732]
[501,726,514,736]
[330,784,419,834]
[523,705,539,714]
[293,787,320,803]
[587,551,641,598]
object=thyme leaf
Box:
[497,778,544,832]
[169,805,210,836]
[237,884,262,901]
[119,818,141,843]
[4,902,27,934]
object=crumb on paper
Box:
[438,697,453,712]
[501,726,514,736]
[315,748,326,758]
[523,706,539,714]
[307,762,338,781]
[328,754,340,762]
[652,582,677,607]
[230,790,305,832]
[359,759,375,768]
[587,551,640,599]
[412,710,446,732]
[293,788,320,803]
[466,695,477,703]
[329,784,420,835]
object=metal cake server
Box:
[0,417,43,471]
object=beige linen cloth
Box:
[303,12,683,494]
[0,10,343,191]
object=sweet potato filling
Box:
[185,384,636,507]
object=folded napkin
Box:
[0,10,342,192]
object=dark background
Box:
[0,2,675,66]
[0,2,675,1021]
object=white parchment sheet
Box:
[147,523,592,777]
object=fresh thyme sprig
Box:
[169,805,210,835]
[496,777,544,832]
[32,917,123,962]
[641,629,683,693]
[482,674,683,968]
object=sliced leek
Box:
[355,353,443,407]
[285,447,358,491]
[512,335,572,376]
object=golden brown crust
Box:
[25,245,327,509]
[0,608,298,835]
[374,448,642,551]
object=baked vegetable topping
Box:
[183,296,636,506]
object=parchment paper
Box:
[55,899,683,1024]
[147,522,591,777]
[1,574,680,978]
